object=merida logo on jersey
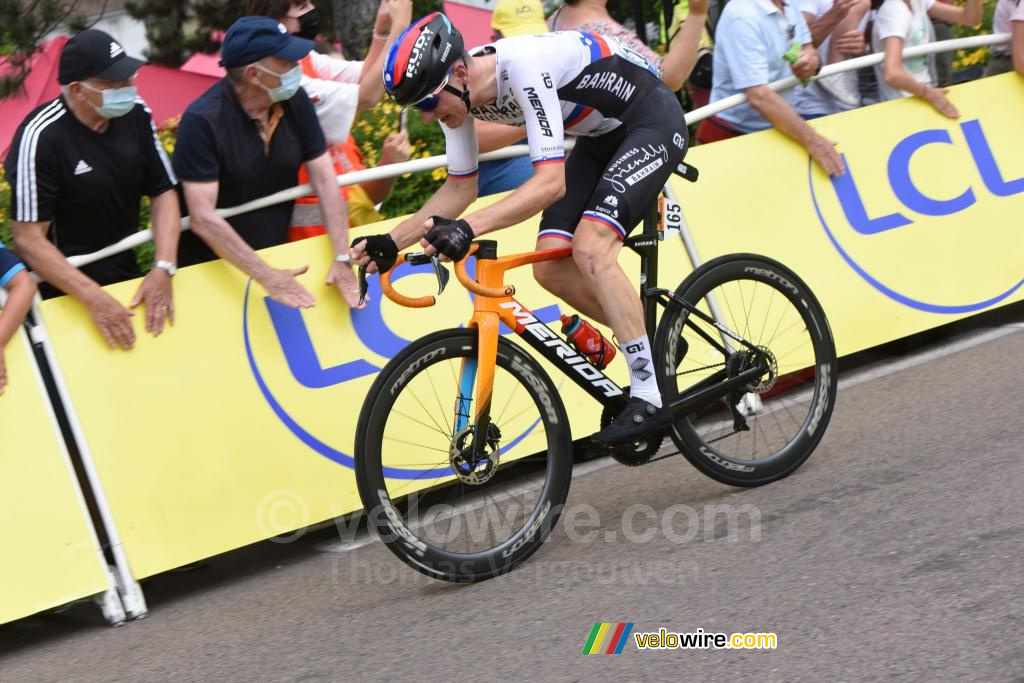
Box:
[522,86,553,137]
[576,71,637,102]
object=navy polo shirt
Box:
[172,79,327,265]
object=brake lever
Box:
[404,252,450,296]
[357,264,369,307]
[431,255,450,295]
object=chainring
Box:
[599,399,665,466]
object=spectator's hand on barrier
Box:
[833,29,866,56]
[379,131,411,166]
[261,266,316,309]
[86,289,136,350]
[791,46,821,82]
[129,268,174,336]
[0,352,7,395]
[807,134,846,177]
[923,86,960,119]
[327,261,365,309]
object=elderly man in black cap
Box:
[173,16,362,309]
[5,29,180,350]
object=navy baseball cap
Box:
[58,29,144,85]
[220,16,314,68]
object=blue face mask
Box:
[255,63,302,102]
[81,82,138,118]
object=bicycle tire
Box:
[653,254,838,486]
[354,328,573,582]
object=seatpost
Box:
[641,201,660,342]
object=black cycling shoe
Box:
[591,397,670,444]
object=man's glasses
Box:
[412,73,450,112]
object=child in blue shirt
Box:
[0,243,36,394]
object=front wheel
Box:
[653,254,838,487]
[354,329,573,582]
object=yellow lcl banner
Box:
[35,73,1023,579]
[0,328,109,624]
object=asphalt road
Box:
[3,318,1024,681]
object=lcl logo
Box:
[811,118,1024,313]
[243,260,561,471]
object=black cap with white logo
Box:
[58,29,145,85]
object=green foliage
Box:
[0,0,92,97]
[350,100,447,218]
[124,0,244,66]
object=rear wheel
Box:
[653,254,838,486]
[355,329,573,582]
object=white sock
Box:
[620,335,661,408]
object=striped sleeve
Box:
[137,99,178,193]
[8,100,66,223]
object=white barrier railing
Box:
[44,32,1011,272]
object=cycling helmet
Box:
[383,12,465,106]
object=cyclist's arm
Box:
[462,162,565,235]
[461,62,567,234]
[388,177,479,250]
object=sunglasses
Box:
[412,73,451,112]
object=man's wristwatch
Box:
[153,260,177,277]
[335,253,352,266]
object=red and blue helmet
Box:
[383,13,465,106]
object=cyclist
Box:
[350,10,707,442]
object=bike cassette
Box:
[450,423,502,485]
[598,399,664,467]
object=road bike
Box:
[353,188,838,583]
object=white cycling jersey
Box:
[442,30,662,179]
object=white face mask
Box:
[255,63,302,102]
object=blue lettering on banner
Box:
[814,118,1024,314]
[243,259,564,474]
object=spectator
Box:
[173,16,362,309]
[5,29,179,350]
[696,0,845,177]
[986,0,1022,76]
[244,0,413,236]
[871,0,980,117]
[930,2,955,86]
[1015,0,1024,76]
[0,243,36,395]
[793,0,871,116]
[548,0,708,92]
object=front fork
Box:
[453,314,499,467]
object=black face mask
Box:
[295,8,321,40]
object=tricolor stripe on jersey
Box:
[537,229,573,243]
[582,211,626,239]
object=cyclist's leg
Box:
[533,132,623,326]
[581,89,689,440]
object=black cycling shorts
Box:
[538,83,688,243]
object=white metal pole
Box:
[26,295,147,620]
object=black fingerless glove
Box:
[424,217,474,261]
[351,234,399,272]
